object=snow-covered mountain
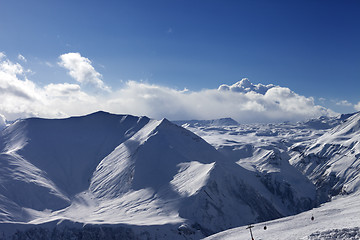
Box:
[0,111,299,239]
[0,112,152,221]
[1,111,359,239]
[181,112,360,239]
[290,112,360,202]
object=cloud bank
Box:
[0,52,339,124]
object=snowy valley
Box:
[0,111,360,239]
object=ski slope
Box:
[204,192,360,240]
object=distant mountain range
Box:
[173,117,239,127]
[0,111,359,239]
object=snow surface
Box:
[290,112,360,201]
[204,192,360,240]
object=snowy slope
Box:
[238,148,316,215]
[179,113,360,239]
[204,192,360,240]
[179,120,326,216]
[0,111,151,212]
[26,117,288,234]
[290,112,360,202]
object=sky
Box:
[0,0,359,124]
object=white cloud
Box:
[103,80,334,123]
[218,78,275,95]
[318,97,326,103]
[18,54,27,62]
[0,52,5,60]
[336,100,352,107]
[44,83,81,96]
[45,61,54,67]
[58,52,110,92]
[0,53,98,120]
[354,102,360,111]
[0,53,337,123]
[0,55,37,100]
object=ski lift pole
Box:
[246,224,255,240]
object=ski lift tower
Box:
[246,224,255,240]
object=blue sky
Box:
[0,0,359,122]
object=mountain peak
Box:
[159,117,171,125]
[324,111,360,138]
